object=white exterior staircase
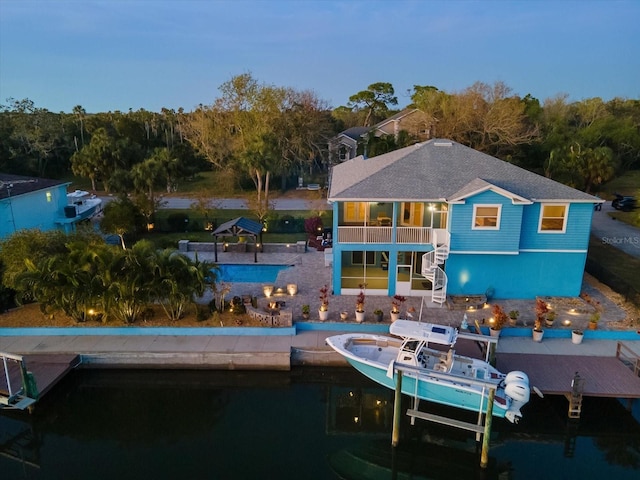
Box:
[420,230,450,305]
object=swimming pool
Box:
[215,264,291,283]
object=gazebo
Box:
[211,217,264,263]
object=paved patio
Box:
[185,248,635,333]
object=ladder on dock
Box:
[1,352,39,411]
[567,372,584,419]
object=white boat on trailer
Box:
[64,190,102,221]
[326,320,531,423]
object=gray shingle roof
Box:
[0,173,67,200]
[328,139,598,203]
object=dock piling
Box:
[391,369,403,447]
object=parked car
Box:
[612,193,637,212]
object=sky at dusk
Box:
[1,0,639,113]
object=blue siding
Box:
[0,186,68,239]
[445,251,586,298]
[520,203,593,251]
[450,191,522,253]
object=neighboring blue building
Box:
[327,139,601,302]
[0,173,102,240]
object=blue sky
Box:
[1,0,638,113]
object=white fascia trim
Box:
[449,250,519,255]
[329,197,447,203]
[519,249,588,254]
[531,198,598,204]
[450,185,532,205]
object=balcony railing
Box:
[337,226,433,244]
[338,226,392,244]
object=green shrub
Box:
[167,213,190,232]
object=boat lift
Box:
[1,352,39,411]
[388,326,502,469]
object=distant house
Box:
[0,173,102,240]
[327,139,601,302]
[328,108,435,163]
[328,126,370,163]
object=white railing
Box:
[396,227,432,244]
[337,226,450,247]
[338,226,392,244]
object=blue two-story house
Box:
[327,139,600,303]
[0,173,102,240]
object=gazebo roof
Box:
[212,217,263,237]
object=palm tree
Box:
[152,249,215,321]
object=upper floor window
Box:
[472,205,501,229]
[539,204,568,233]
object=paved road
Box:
[99,195,331,211]
[100,193,639,257]
[591,202,640,258]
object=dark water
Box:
[1,368,639,480]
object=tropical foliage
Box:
[1,232,215,324]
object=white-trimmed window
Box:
[539,204,568,233]
[472,205,501,229]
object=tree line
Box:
[2,74,639,201]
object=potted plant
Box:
[318,285,329,321]
[545,311,557,328]
[490,304,508,337]
[533,298,548,342]
[373,308,384,322]
[390,295,406,322]
[340,311,349,320]
[571,329,584,344]
[508,310,520,327]
[588,311,600,330]
[355,284,366,323]
[301,304,310,320]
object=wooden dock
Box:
[1,353,80,410]
[497,354,640,398]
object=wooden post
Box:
[391,369,403,447]
[480,387,495,469]
[488,341,496,367]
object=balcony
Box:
[337,226,433,245]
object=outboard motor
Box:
[505,370,529,385]
[504,371,531,423]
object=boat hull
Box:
[344,355,508,419]
[325,332,530,421]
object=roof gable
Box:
[449,178,532,205]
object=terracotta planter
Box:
[588,321,598,330]
[340,311,349,321]
[355,310,365,323]
[532,329,544,342]
[508,318,517,327]
[571,330,584,344]
[545,319,555,328]
[373,312,384,322]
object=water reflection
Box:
[1,368,639,479]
